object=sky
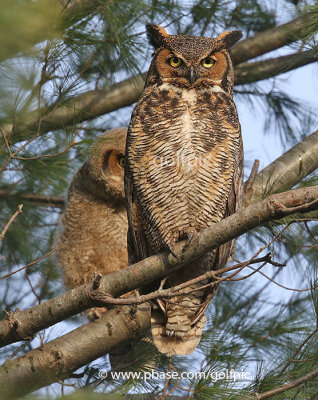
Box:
[239,62,318,171]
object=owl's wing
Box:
[190,130,244,328]
[217,135,244,267]
[125,164,150,265]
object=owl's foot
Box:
[182,231,195,253]
[166,229,197,258]
[167,242,179,259]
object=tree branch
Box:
[1,186,318,350]
[0,305,150,399]
[6,74,146,143]
[0,204,23,241]
[244,130,318,206]
[250,366,318,399]
[2,11,317,143]
[235,48,318,86]
[231,10,318,65]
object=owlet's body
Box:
[58,128,128,319]
[125,26,243,356]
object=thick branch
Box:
[244,130,318,206]
[8,74,146,143]
[3,11,317,143]
[231,10,318,64]
[235,48,318,85]
[0,305,150,399]
[1,186,318,349]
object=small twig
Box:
[248,266,317,292]
[278,327,318,377]
[90,253,281,306]
[7,340,32,361]
[304,221,318,243]
[245,159,260,193]
[0,243,61,280]
[227,260,269,282]
[25,272,42,304]
[13,140,75,161]
[291,387,304,400]
[159,363,180,400]
[274,197,318,214]
[0,204,23,241]
[250,366,318,399]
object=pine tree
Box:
[0,0,318,399]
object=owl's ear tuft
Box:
[146,24,169,48]
[216,30,243,49]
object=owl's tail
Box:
[151,307,206,356]
[150,257,216,356]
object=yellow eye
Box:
[117,154,125,168]
[169,56,182,68]
[201,57,215,68]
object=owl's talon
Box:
[182,232,194,253]
[158,277,167,291]
[168,246,179,259]
[156,298,166,315]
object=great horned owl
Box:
[58,127,128,320]
[125,25,244,356]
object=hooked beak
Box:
[188,67,197,85]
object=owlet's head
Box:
[145,24,242,94]
[71,127,127,205]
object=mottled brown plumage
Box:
[58,127,128,320]
[125,25,244,356]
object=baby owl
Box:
[58,127,128,320]
[125,25,244,356]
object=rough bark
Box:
[1,185,318,351]
[0,305,150,398]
